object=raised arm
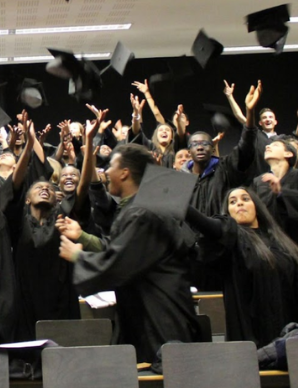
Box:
[223,80,247,125]
[245,80,262,129]
[132,79,165,124]
[173,104,187,141]
[12,120,34,190]
[75,109,107,212]
[130,94,146,136]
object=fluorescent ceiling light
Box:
[0,30,9,35]
[290,17,298,22]
[15,24,131,35]
[224,44,298,53]
[3,52,111,63]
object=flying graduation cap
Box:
[19,78,48,109]
[203,103,242,134]
[246,4,290,54]
[191,29,224,69]
[46,41,134,102]
[0,106,11,128]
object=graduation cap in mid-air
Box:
[46,41,134,102]
[246,4,290,54]
[46,48,102,102]
[19,78,48,109]
[148,56,194,104]
[100,41,135,77]
[191,29,224,69]
[0,106,11,128]
[203,103,242,133]
[133,164,197,221]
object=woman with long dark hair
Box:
[186,186,298,348]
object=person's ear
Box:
[120,167,129,181]
[25,198,31,205]
[284,150,293,159]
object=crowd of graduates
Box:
[0,76,298,364]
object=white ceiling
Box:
[0,0,297,64]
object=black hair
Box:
[112,143,155,186]
[270,138,297,167]
[188,131,212,147]
[222,187,298,266]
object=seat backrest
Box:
[42,345,138,388]
[0,350,9,388]
[196,314,212,342]
[36,319,112,346]
[286,337,298,388]
[162,341,261,388]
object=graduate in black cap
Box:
[57,143,200,363]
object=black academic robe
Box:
[181,126,257,290]
[199,216,298,348]
[5,156,80,342]
[9,201,81,342]
[0,177,17,343]
[73,201,200,362]
[252,168,298,244]
[182,126,257,216]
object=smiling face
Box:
[105,153,125,197]
[59,166,80,193]
[259,111,277,133]
[26,181,56,208]
[228,188,258,228]
[173,149,191,170]
[100,144,112,156]
[156,125,173,147]
[188,133,213,165]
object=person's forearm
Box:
[246,108,255,129]
[186,206,222,239]
[226,95,247,124]
[33,137,45,163]
[77,231,103,252]
[12,141,33,190]
[131,115,141,135]
[144,90,165,123]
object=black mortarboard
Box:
[133,164,197,220]
[19,78,48,109]
[203,103,242,133]
[46,48,80,79]
[246,4,290,54]
[100,41,135,77]
[191,29,224,69]
[46,48,102,102]
[149,56,194,92]
[0,106,11,127]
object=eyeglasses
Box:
[188,140,212,148]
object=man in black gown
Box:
[58,144,200,363]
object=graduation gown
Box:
[199,216,298,348]
[0,177,17,343]
[181,126,257,216]
[252,168,298,244]
[73,201,200,362]
[5,157,80,341]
